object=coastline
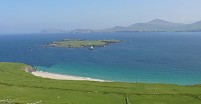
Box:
[31,71,107,82]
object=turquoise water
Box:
[1,32,201,85]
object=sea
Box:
[1,32,201,85]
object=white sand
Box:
[32,71,106,82]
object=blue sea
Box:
[1,32,201,85]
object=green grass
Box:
[0,62,201,104]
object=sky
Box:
[0,0,201,34]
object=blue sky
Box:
[0,0,201,34]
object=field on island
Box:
[47,39,121,48]
[0,62,201,104]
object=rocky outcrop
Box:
[21,66,36,73]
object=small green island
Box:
[46,39,122,48]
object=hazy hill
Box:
[40,28,67,33]
[70,29,94,34]
[98,19,201,33]
[41,19,201,33]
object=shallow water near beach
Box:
[1,32,201,85]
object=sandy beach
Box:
[32,71,106,82]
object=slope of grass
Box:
[0,62,201,104]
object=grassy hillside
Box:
[0,62,201,104]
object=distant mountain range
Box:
[41,19,201,34]
[40,28,67,33]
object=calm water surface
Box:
[1,32,201,85]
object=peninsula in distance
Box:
[41,19,201,34]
